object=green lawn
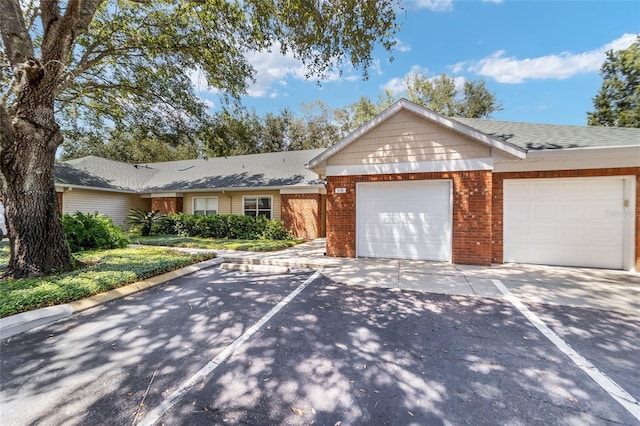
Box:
[132,235,302,252]
[0,245,216,318]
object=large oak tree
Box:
[0,0,401,278]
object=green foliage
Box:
[587,37,640,128]
[61,212,130,252]
[126,209,163,237]
[133,235,300,252]
[261,220,293,241]
[0,247,216,318]
[153,213,291,240]
[4,0,401,155]
[202,102,342,158]
[405,73,502,118]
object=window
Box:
[244,196,272,219]
[193,197,218,215]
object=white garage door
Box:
[357,180,452,261]
[504,178,624,269]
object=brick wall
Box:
[326,171,492,265]
[151,197,183,214]
[492,167,640,269]
[281,193,325,240]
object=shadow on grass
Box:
[133,234,301,252]
[0,247,215,318]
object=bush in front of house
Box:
[62,212,130,252]
[151,213,292,240]
[261,219,292,240]
[126,209,163,236]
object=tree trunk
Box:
[0,71,73,278]
[1,140,72,278]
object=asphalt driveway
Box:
[1,266,638,425]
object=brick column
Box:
[151,197,183,214]
[281,193,324,240]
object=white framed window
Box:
[193,197,218,215]
[243,196,272,219]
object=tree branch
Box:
[0,0,36,70]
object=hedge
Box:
[149,213,292,240]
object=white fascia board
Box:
[495,148,640,173]
[525,145,640,158]
[141,185,322,195]
[149,192,184,198]
[280,186,327,195]
[326,158,494,176]
[55,184,137,194]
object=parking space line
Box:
[137,269,323,426]
[491,279,640,422]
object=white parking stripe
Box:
[137,269,323,426]
[492,279,640,422]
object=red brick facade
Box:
[326,167,639,268]
[492,167,640,270]
[326,171,493,265]
[281,193,326,240]
[151,197,183,214]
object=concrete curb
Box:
[220,262,290,274]
[222,256,326,270]
[0,257,225,340]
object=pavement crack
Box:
[132,362,162,425]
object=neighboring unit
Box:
[41,98,638,271]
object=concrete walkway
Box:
[214,239,640,315]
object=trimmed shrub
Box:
[62,212,130,252]
[156,213,291,240]
[151,213,179,235]
[261,220,292,240]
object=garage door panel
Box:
[505,178,624,269]
[357,181,452,261]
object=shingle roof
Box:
[55,149,325,193]
[59,156,157,191]
[454,118,640,150]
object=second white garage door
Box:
[504,177,625,269]
[356,180,452,261]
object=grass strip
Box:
[132,235,301,252]
[0,246,215,318]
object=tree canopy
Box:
[340,73,502,131]
[0,0,402,278]
[587,36,640,128]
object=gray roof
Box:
[60,156,157,191]
[55,149,325,193]
[454,118,640,150]
[56,120,639,193]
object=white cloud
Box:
[466,33,637,84]
[414,0,453,12]
[383,65,468,96]
[190,42,358,99]
[394,39,412,53]
[450,61,466,74]
[188,68,219,94]
[382,65,428,94]
[243,42,360,97]
[481,0,503,3]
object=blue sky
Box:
[193,0,639,126]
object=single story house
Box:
[53,149,328,241]
[12,98,638,270]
